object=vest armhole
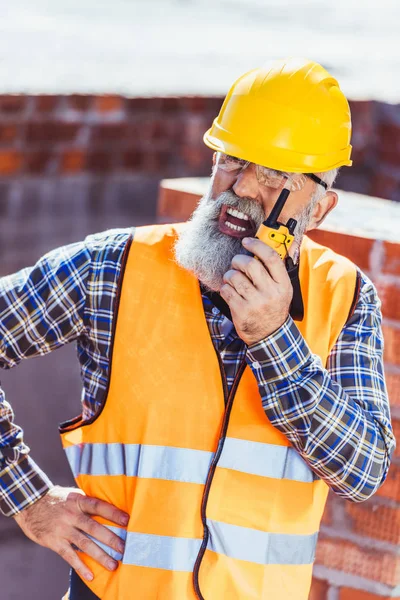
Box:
[346,269,362,324]
[59,231,135,433]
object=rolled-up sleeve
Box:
[0,241,91,516]
[246,270,395,502]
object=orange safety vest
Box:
[60,223,357,600]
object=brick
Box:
[337,166,371,197]
[126,97,161,113]
[369,173,399,201]
[26,121,80,144]
[91,123,126,143]
[377,123,400,167]
[124,121,147,144]
[86,151,113,172]
[148,118,171,142]
[207,96,224,113]
[0,150,22,174]
[127,118,172,146]
[349,100,377,165]
[162,117,183,144]
[93,95,124,113]
[382,324,400,367]
[0,95,26,114]
[35,95,60,113]
[375,281,400,321]
[340,588,391,600]
[0,181,11,216]
[122,148,144,170]
[321,498,333,527]
[309,577,328,600]
[393,419,400,459]
[61,150,86,173]
[376,461,400,502]
[160,97,182,112]
[307,229,374,271]
[181,96,208,113]
[316,536,400,586]
[386,372,400,408]
[382,241,400,275]
[345,502,400,544]
[67,94,93,111]
[25,150,53,174]
[180,144,212,171]
[0,124,18,143]
[184,116,210,145]
[144,150,171,172]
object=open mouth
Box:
[218,205,257,238]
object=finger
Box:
[74,494,129,527]
[242,238,288,283]
[57,542,94,582]
[222,269,257,299]
[75,513,125,556]
[230,254,272,289]
[220,283,244,308]
[72,531,119,572]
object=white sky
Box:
[0,0,399,101]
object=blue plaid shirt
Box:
[0,228,395,516]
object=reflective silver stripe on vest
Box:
[65,439,316,484]
[96,524,317,569]
[218,438,318,482]
[123,531,202,571]
[87,525,127,562]
[207,519,318,565]
[65,443,213,484]
[90,525,202,571]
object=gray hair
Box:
[311,168,339,201]
[294,168,339,238]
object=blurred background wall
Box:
[0,94,399,275]
[0,1,399,599]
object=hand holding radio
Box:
[220,237,293,346]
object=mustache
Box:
[210,190,266,226]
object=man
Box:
[0,58,395,600]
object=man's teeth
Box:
[226,208,249,220]
[224,221,246,232]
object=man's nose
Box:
[232,163,261,202]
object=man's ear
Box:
[306,191,338,232]
[212,152,217,166]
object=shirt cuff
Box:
[246,316,313,383]
[0,455,54,517]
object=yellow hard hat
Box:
[204,58,352,173]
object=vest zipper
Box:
[192,352,247,600]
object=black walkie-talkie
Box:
[255,186,297,260]
[254,182,304,320]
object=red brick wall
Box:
[0,94,399,201]
[158,182,400,599]
[0,94,219,274]
[343,101,400,202]
[0,94,218,179]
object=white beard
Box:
[174,186,314,292]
